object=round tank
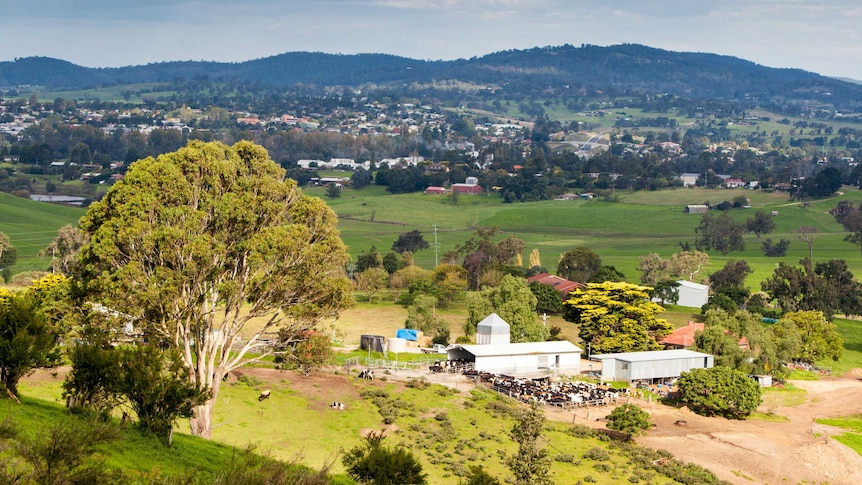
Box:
[387,337,407,353]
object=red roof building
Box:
[424,186,447,195]
[661,322,749,350]
[526,273,584,298]
[451,183,483,194]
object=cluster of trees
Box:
[694,210,790,257]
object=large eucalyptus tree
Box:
[76,140,352,438]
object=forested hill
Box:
[2,43,861,106]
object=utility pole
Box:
[433,224,439,267]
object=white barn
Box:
[591,349,713,383]
[676,280,709,308]
[448,341,582,376]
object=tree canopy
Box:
[391,230,430,254]
[830,201,862,256]
[557,246,602,283]
[694,212,746,255]
[677,367,761,419]
[772,310,843,363]
[75,140,352,438]
[761,258,862,319]
[563,282,673,354]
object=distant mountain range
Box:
[2,44,862,107]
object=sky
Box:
[2,0,862,80]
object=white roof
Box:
[677,280,709,291]
[457,341,582,357]
[476,313,510,335]
[591,349,711,363]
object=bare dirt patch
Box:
[631,376,862,485]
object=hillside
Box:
[3,44,862,107]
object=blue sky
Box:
[3,1,861,80]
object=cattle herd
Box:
[472,371,630,409]
[428,359,474,374]
[358,369,375,380]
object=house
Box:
[661,322,750,350]
[676,280,709,308]
[724,178,745,188]
[685,205,709,214]
[424,186,447,195]
[679,173,700,187]
[590,349,714,383]
[526,273,584,298]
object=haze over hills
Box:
[2,43,862,108]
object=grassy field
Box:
[13,368,723,484]
[5,177,862,283]
[0,192,86,273]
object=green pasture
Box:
[6,181,862,289]
[13,370,721,484]
[22,83,175,104]
[0,192,86,273]
[319,184,862,285]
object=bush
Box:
[342,433,428,485]
[582,447,610,461]
[606,404,651,438]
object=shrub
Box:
[342,433,428,485]
[606,404,651,438]
[582,447,610,461]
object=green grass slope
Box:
[4,181,862,288]
[0,192,85,274]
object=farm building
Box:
[424,186,447,195]
[661,322,749,350]
[675,280,709,308]
[685,204,709,214]
[475,313,511,345]
[445,313,582,375]
[590,349,713,383]
[526,273,584,298]
[448,341,582,376]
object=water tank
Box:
[388,337,407,353]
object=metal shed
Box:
[591,349,713,383]
[448,341,582,376]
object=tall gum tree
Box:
[76,140,352,438]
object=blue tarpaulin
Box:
[396,329,419,341]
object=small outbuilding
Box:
[590,349,714,383]
[685,205,709,214]
[476,313,511,345]
[675,280,709,308]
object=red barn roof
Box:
[526,273,584,297]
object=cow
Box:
[358,369,374,380]
[259,389,271,401]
